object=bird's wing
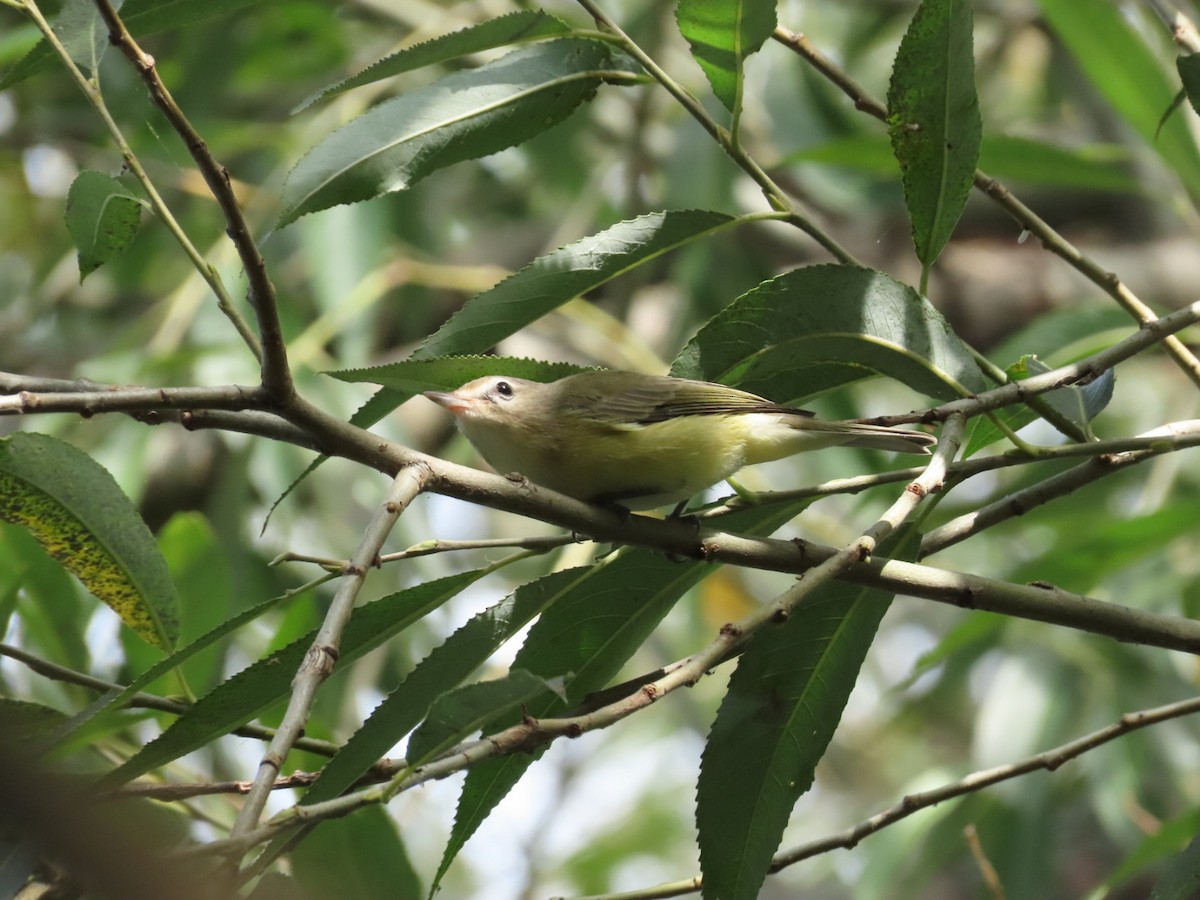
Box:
[570,375,813,425]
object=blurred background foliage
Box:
[3,0,1200,898]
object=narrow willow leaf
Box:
[328,356,589,395]
[407,670,565,767]
[277,39,641,227]
[675,0,776,116]
[299,567,594,813]
[99,570,482,787]
[1038,0,1200,200]
[66,171,145,281]
[887,0,981,267]
[0,0,265,90]
[431,504,801,894]
[0,433,178,651]
[672,263,987,400]
[1140,811,1200,900]
[295,10,573,112]
[696,529,918,900]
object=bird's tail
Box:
[796,418,937,455]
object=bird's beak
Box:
[423,390,471,416]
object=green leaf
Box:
[277,39,642,227]
[1008,503,1198,593]
[98,570,482,787]
[301,568,594,809]
[432,504,801,894]
[295,10,573,112]
[887,0,982,267]
[0,433,178,651]
[1103,807,1200,899]
[48,528,298,753]
[0,0,267,90]
[407,669,566,767]
[672,263,986,401]
[675,0,776,117]
[695,528,918,900]
[290,807,423,900]
[1038,0,1200,201]
[65,171,145,281]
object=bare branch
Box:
[229,467,430,837]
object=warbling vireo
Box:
[424,371,936,509]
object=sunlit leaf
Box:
[676,0,776,117]
[0,433,177,651]
[278,39,642,227]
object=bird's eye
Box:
[494,380,514,399]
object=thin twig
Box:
[274,534,581,570]
[922,420,1200,555]
[1143,0,1200,53]
[91,0,292,398]
[0,643,339,757]
[229,467,428,838]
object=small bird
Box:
[424,371,936,510]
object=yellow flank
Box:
[423,372,935,509]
